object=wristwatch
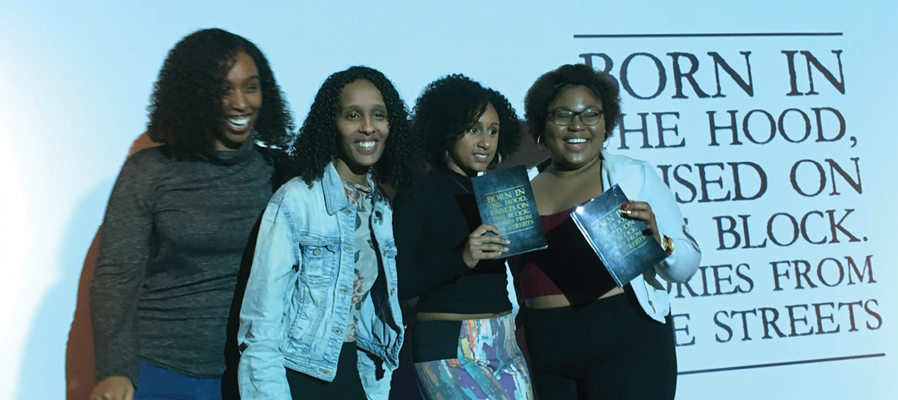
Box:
[662,234,675,256]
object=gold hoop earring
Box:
[488,152,503,169]
[536,134,545,152]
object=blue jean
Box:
[134,361,222,400]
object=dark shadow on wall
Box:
[60,133,158,400]
[65,229,101,399]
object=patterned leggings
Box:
[412,314,533,400]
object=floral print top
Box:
[342,178,380,342]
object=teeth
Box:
[566,138,587,144]
[474,154,489,159]
[228,116,250,128]
[358,141,375,148]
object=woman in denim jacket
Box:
[514,64,701,399]
[237,66,416,400]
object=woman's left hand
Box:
[621,201,662,245]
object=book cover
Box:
[471,165,547,257]
[569,184,667,287]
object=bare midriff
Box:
[415,309,512,322]
[524,286,624,309]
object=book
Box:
[569,184,667,287]
[471,165,547,257]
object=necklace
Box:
[446,172,471,194]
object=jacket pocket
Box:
[298,238,339,285]
[286,237,339,352]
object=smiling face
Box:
[216,51,262,151]
[446,103,500,177]
[334,79,389,181]
[545,85,605,170]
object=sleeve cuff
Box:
[451,250,471,274]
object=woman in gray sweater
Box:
[89,28,294,400]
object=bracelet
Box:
[662,234,675,256]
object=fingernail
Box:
[620,203,628,209]
[625,210,633,215]
[504,247,510,252]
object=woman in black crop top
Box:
[392,75,534,399]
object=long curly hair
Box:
[523,64,621,143]
[147,28,294,159]
[290,66,417,188]
[413,74,521,168]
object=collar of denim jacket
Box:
[322,162,348,215]
[322,161,377,215]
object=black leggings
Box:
[286,342,367,400]
[523,288,677,400]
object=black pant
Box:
[286,342,367,399]
[411,319,465,362]
[523,288,677,400]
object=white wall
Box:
[1,1,895,399]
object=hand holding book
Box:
[461,223,511,268]
[471,165,548,258]
[620,201,663,248]
[570,185,668,287]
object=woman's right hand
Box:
[462,224,510,268]
[90,376,135,400]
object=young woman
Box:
[90,28,294,400]
[516,64,701,399]
[237,66,415,400]
[393,74,532,400]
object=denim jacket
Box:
[238,162,404,399]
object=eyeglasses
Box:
[549,108,604,126]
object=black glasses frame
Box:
[549,108,604,126]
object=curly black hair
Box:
[147,28,294,159]
[412,74,521,168]
[290,66,417,189]
[523,64,621,143]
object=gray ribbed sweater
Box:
[91,141,275,386]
